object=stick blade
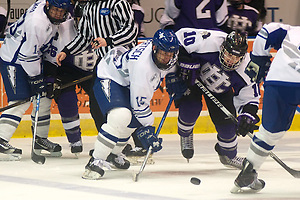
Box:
[133,172,139,182]
[31,152,45,164]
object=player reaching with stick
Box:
[82,29,186,179]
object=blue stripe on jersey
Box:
[0,114,22,122]
[253,135,274,151]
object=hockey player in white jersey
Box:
[82,29,182,179]
[0,0,71,160]
[231,22,300,193]
[41,1,97,156]
[168,28,260,168]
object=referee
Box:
[57,0,138,131]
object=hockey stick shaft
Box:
[195,79,300,178]
[0,74,93,113]
[31,93,46,164]
[133,93,175,182]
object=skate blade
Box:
[35,149,62,157]
[230,179,265,194]
[127,156,155,165]
[230,185,262,194]
[0,154,21,161]
[82,169,103,180]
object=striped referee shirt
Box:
[62,0,138,60]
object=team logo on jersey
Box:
[200,63,231,93]
[100,79,111,102]
[7,66,17,94]
[100,8,110,15]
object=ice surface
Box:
[1,132,300,200]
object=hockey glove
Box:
[28,74,46,95]
[245,52,272,83]
[136,126,163,153]
[236,113,259,137]
[46,77,62,99]
[165,72,187,100]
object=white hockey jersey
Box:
[0,0,59,77]
[96,40,176,127]
[175,28,260,113]
[43,18,97,72]
[252,22,300,85]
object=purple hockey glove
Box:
[136,126,163,153]
[236,113,259,137]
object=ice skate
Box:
[34,136,62,157]
[70,140,83,156]
[180,134,194,162]
[215,143,244,169]
[106,153,130,169]
[122,145,155,165]
[82,157,107,180]
[231,159,265,194]
[0,138,22,161]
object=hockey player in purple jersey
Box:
[231,22,300,193]
[222,0,260,36]
[161,0,228,31]
[167,29,260,169]
[0,0,71,160]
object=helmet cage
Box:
[219,31,248,71]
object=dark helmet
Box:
[219,31,248,71]
[73,0,90,26]
[45,0,71,25]
[230,0,244,8]
[74,0,89,18]
[152,29,179,70]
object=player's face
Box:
[155,49,175,65]
[48,5,67,20]
[222,50,241,67]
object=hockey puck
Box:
[190,177,201,185]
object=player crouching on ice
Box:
[82,29,186,179]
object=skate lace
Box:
[114,153,126,165]
[70,140,82,147]
[92,159,112,170]
[40,138,56,149]
[229,156,245,166]
[181,134,194,149]
[130,147,143,152]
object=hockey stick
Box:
[31,93,46,164]
[195,79,300,178]
[133,93,175,182]
[0,74,93,113]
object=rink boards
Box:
[0,39,299,138]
